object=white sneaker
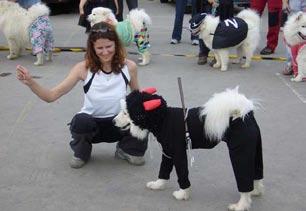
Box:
[191,39,199,45]
[69,156,86,169]
[115,147,145,166]
[170,39,179,44]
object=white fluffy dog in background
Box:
[88,7,152,66]
[0,0,30,60]
[197,9,260,71]
[283,12,306,82]
[0,1,54,65]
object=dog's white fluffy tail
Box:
[237,9,260,53]
[237,9,260,29]
[200,87,255,141]
[128,8,151,32]
[27,3,50,23]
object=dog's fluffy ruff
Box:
[201,87,255,141]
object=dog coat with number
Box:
[212,17,248,49]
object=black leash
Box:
[177,77,194,167]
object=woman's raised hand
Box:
[16,65,33,86]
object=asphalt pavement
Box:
[1,1,306,210]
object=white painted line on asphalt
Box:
[276,73,306,104]
[8,100,33,139]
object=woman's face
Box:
[93,38,116,64]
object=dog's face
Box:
[114,89,168,140]
[114,99,149,140]
[284,12,306,46]
[87,7,117,27]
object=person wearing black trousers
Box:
[110,0,138,22]
[196,0,234,65]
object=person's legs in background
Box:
[126,0,138,10]
[251,0,277,55]
[171,0,188,44]
[114,0,124,21]
[262,0,282,55]
[196,0,212,64]
[191,0,200,45]
[198,39,210,64]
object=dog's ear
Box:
[143,99,161,111]
[296,12,304,22]
[141,87,157,94]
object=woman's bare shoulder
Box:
[125,59,137,72]
[72,61,88,80]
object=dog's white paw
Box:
[251,180,264,196]
[213,63,221,68]
[138,61,149,66]
[232,59,241,64]
[172,188,191,200]
[241,63,250,69]
[34,53,44,66]
[291,75,303,82]
[146,179,167,190]
[228,202,250,211]
[34,61,44,66]
[138,51,151,66]
[220,67,228,71]
[228,192,251,211]
[7,54,18,60]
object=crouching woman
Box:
[16,22,147,168]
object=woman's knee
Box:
[70,113,97,134]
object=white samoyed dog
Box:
[88,7,152,66]
[0,1,54,65]
[283,12,306,82]
[198,9,260,71]
[0,0,30,59]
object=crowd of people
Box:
[2,0,302,169]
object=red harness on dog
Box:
[291,42,306,78]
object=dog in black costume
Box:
[114,87,264,211]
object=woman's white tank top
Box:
[79,65,130,118]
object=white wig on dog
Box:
[200,87,255,141]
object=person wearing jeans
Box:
[9,0,40,8]
[171,0,199,45]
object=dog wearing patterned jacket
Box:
[88,7,151,66]
[28,3,54,66]
[114,87,264,211]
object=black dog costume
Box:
[122,89,263,193]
